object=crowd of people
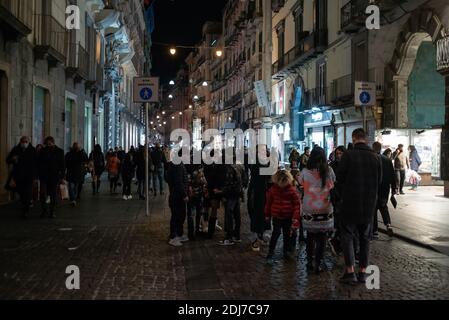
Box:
[5,128,423,285]
[5,136,170,218]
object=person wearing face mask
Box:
[6,136,37,218]
[65,142,88,207]
[37,136,65,218]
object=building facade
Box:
[0,0,152,202]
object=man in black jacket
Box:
[6,136,37,217]
[337,128,382,284]
[372,142,396,238]
[166,150,189,247]
[151,143,166,196]
[38,136,65,218]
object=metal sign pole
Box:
[145,102,150,217]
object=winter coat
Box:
[166,162,188,205]
[65,149,88,183]
[6,144,37,184]
[264,184,301,223]
[203,163,226,199]
[151,148,165,169]
[393,150,409,171]
[106,156,121,177]
[378,154,396,205]
[89,151,105,176]
[248,163,270,217]
[135,150,153,180]
[409,150,422,172]
[37,145,65,184]
[336,143,382,225]
[121,153,136,181]
[222,164,248,199]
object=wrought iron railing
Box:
[66,42,89,79]
[341,0,369,30]
[34,14,67,60]
[0,0,33,30]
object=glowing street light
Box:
[189,105,193,109]
[162,111,166,115]
[193,95,199,100]
[171,116,175,120]
[163,121,167,125]
[168,94,173,99]
[156,115,160,119]
[169,47,176,55]
[169,80,175,85]
[179,112,183,115]
[215,50,223,57]
[202,81,208,87]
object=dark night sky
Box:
[150,0,228,85]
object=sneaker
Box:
[387,225,394,237]
[218,239,235,246]
[340,272,358,285]
[232,237,242,243]
[251,240,261,252]
[128,195,133,200]
[357,272,367,283]
[168,238,183,247]
[372,232,379,240]
[177,235,189,243]
[71,201,77,207]
[122,195,128,200]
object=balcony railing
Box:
[437,36,449,74]
[303,88,328,110]
[224,92,242,109]
[34,15,67,63]
[0,0,33,37]
[273,30,328,76]
[66,43,89,80]
[272,0,285,13]
[328,74,353,103]
[341,0,370,32]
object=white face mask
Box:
[21,143,29,149]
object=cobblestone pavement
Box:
[0,183,449,300]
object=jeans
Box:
[68,182,79,202]
[110,175,119,193]
[137,179,145,198]
[306,232,327,265]
[341,223,372,269]
[169,200,187,239]
[395,170,406,193]
[40,180,58,215]
[17,180,33,213]
[187,197,205,237]
[152,167,164,194]
[122,177,132,196]
[269,217,292,254]
[373,203,392,235]
[224,197,241,240]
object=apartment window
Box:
[354,41,368,81]
[259,32,263,53]
[318,62,326,104]
[294,3,304,46]
[276,21,285,64]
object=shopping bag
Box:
[390,194,397,209]
[59,183,69,200]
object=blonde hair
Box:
[272,170,294,187]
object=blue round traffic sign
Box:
[140,87,153,100]
[360,91,371,104]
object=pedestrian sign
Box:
[133,77,159,103]
[355,81,376,107]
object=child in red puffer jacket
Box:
[265,169,301,260]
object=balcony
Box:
[250,53,262,68]
[66,43,90,81]
[328,74,353,105]
[34,15,67,65]
[341,0,370,33]
[211,79,226,92]
[272,0,285,13]
[0,0,32,40]
[224,92,242,109]
[437,36,449,75]
[272,30,328,79]
[303,88,328,110]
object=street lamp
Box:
[162,111,166,115]
[169,80,175,85]
[215,49,223,57]
[202,81,208,87]
[179,112,183,115]
[171,116,175,120]
[168,94,173,99]
[193,95,199,100]
[189,105,193,109]
[169,47,176,55]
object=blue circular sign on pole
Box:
[360,91,371,104]
[140,87,153,101]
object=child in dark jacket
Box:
[265,170,301,260]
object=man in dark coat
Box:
[6,136,37,217]
[37,136,65,218]
[65,142,88,206]
[151,143,166,196]
[135,145,153,200]
[166,150,189,247]
[372,142,396,238]
[337,128,382,284]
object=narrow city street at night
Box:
[1,0,449,309]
